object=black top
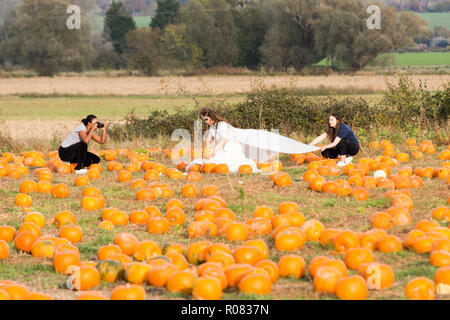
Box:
[325,123,359,147]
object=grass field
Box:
[0,95,246,121]
[93,16,152,33]
[0,140,448,300]
[418,12,450,29]
[395,52,450,66]
[0,92,383,146]
[316,52,450,67]
[0,75,448,96]
[0,72,448,300]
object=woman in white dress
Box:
[186,108,320,173]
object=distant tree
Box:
[180,0,239,68]
[150,0,180,30]
[0,0,95,75]
[314,0,428,71]
[124,26,161,75]
[231,0,271,69]
[260,0,323,71]
[104,1,136,54]
[160,23,203,71]
[433,26,450,39]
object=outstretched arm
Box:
[309,133,327,146]
[321,136,341,151]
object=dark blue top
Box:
[325,123,359,147]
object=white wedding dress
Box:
[186,121,320,173]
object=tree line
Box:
[0,0,437,76]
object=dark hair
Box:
[200,108,229,125]
[82,115,97,126]
[326,113,342,142]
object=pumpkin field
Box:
[0,135,449,300]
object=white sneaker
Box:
[75,169,88,175]
[337,161,346,167]
[346,156,353,164]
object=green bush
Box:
[109,76,449,142]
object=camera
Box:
[96,122,104,128]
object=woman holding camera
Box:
[58,114,106,174]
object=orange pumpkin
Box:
[376,235,402,253]
[0,240,9,259]
[253,206,274,220]
[165,207,187,226]
[431,206,449,222]
[238,165,253,174]
[335,275,368,300]
[181,184,198,198]
[0,226,16,242]
[308,256,331,278]
[67,266,100,291]
[404,277,435,300]
[14,231,38,253]
[167,270,197,294]
[3,284,30,300]
[53,250,81,274]
[109,211,129,226]
[314,265,343,294]
[187,242,212,265]
[23,212,45,229]
[147,263,178,287]
[201,185,220,197]
[147,217,170,234]
[15,193,32,208]
[31,240,55,258]
[233,246,264,266]
[76,291,107,300]
[20,180,37,193]
[273,172,292,187]
[300,219,324,241]
[275,228,306,251]
[224,222,249,242]
[132,241,161,262]
[430,250,450,267]
[358,262,394,290]
[110,284,146,300]
[128,211,150,225]
[371,211,392,230]
[114,232,138,256]
[434,265,450,287]
[51,183,70,199]
[344,248,375,270]
[278,254,306,279]
[53,211,76,228]
[59,224,83,244]
[334,231,359,253]
[192,277,222,300]
[188,221,217,239]
[278,202,299,215]
[238,273,272,295]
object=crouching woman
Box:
[58,114,106,174]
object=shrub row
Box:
[108,76,449,142]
